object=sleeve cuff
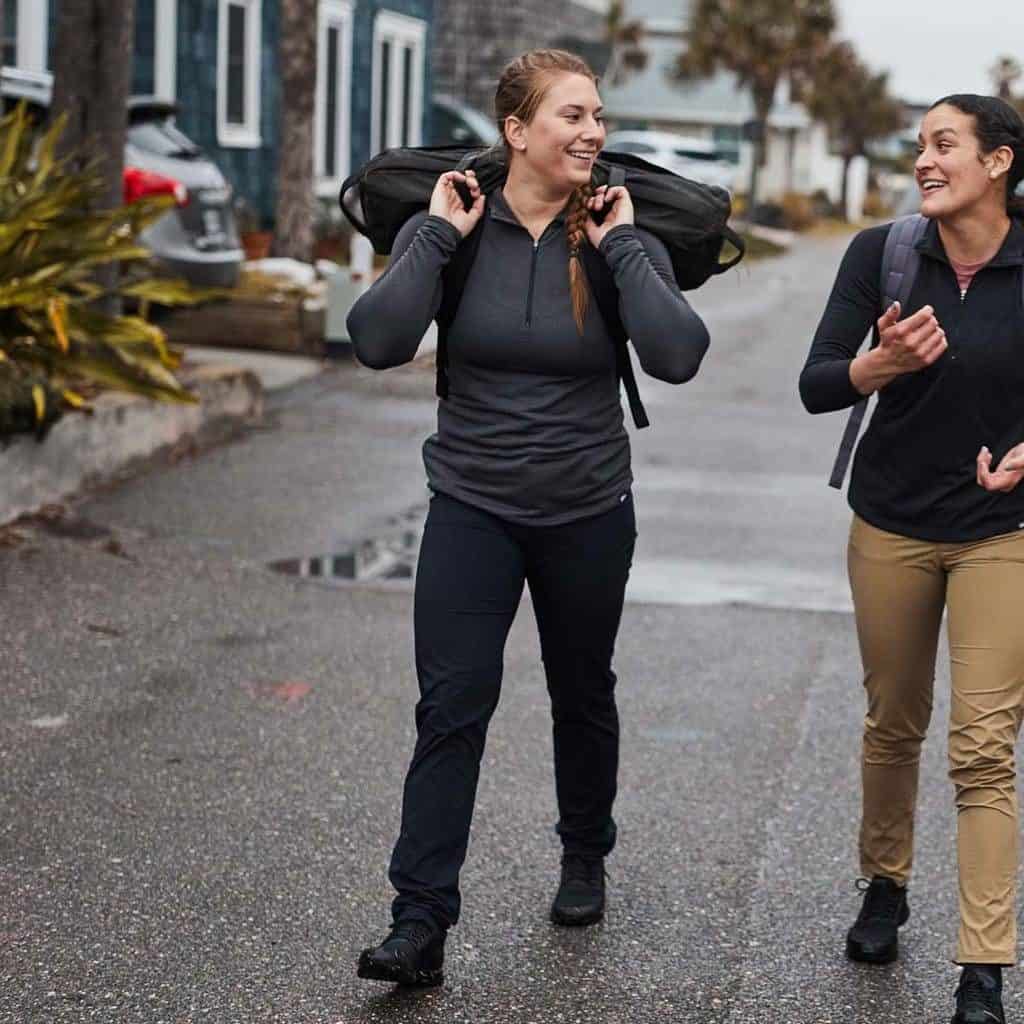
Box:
[597,224,642,260]
[419,215,464,257]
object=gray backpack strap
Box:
[828,215,928,490]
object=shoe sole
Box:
[356,951,443,988]
[550,906,604,928]
[845,904,910,965]
[845,937,899,964]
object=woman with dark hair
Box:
[801,94,1024,1023]
[347,49,710,987]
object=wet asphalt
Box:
[1,228,1008,1023]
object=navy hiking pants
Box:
[389,491,636,929]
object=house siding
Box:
[38,1,435,228]
[173,0,281,229]
[349,0,434,172]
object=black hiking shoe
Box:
[953,965,1004,1023]
[550,854,605,927]
[845,876,909,964]
[356,918,445,987]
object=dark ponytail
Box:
[930,94,1024,216]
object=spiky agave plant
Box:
[0,103,215,441]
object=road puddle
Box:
[268,505,425,584]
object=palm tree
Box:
[52,0,136,312]
[677,0,836,214]
[990,56,1022,103]
[803,41,904,220]
[274,0,318,261]
[604,1,648,86]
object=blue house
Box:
[3,0,435,226]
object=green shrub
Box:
[0,104,210,441]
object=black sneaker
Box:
[845,876,909,963]
[953,965,1005,1023]
[356,918,445,987]
[550,854,605,927]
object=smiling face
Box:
[504,72,605,193]
[916,103,1013,219]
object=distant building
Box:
[599,0,866,214]
[431,0,612,123]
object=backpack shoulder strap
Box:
[580,242,650,429]
[435,206,486,400]
[828,215,928,490]
[881,214,929,318]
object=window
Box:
[132,0,177,99]
[217,0,262,147]
[2,4,16,68]
[371,11,426,154]
[315,0,353,194]
[5,0,47,71]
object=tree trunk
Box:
[52,0,135,313]
[840,154,852,222]
[274,0,318,262]
[747,87,775,221]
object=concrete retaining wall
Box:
[0,366,262,526]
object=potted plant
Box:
[235,196,272,261]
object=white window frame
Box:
[154,0,178,100]
[314,0,353,196]
[16,0,48,72]
[217,0,262,148]
[370,10,426,155]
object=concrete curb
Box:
[0,365,263,526]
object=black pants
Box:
[389,491,637,929]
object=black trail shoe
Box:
[356,919,445,987]
[845,876,909,964]
[550,855,605,927]
[953,965,1005,1023]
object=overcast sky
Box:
[835,0,1024,104]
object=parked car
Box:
[430,93,499,148]
[602,129,738,192]
[0,66,242,288]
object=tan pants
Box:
[848,514,1024,964]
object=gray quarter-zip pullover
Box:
[347,189,710,524]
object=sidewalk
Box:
[0,348,326,527]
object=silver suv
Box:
[1,67,242,288]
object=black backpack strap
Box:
[435,207,486,399]
[580,243,650,429]
[828,215,928,489]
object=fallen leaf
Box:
[242,680,312,706]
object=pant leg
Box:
[945,529,1024,965]
[847,515,946,884]
[525,494,636,859]
[389,494,525,929]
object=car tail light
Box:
[123,166,189,207]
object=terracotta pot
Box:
[241,230,272,261]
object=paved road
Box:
[1,229,995,1023]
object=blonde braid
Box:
[567,183,592,335]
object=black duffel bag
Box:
[339,144,744,290]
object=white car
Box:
[602,130,738,192]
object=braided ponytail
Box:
[566,183,593,335]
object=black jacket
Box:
[800,217,1024,542]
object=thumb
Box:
[878,301,901,330]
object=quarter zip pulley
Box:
[525,238,539,327]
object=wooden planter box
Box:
[160,293,326,356]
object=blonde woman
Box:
[347,49,710,986]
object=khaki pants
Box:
[848,514,1024,964]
